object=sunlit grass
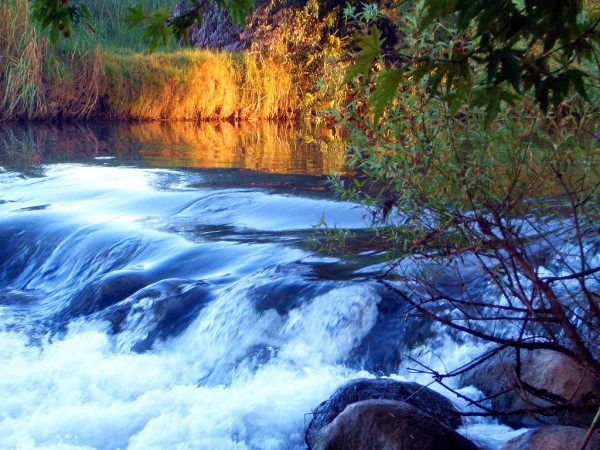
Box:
[102,50,298,120]
[0,0,306,121]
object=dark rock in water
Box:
[312,399,479,450]
[500,425,600,450]
[305,378,463,448]
[250,279,331,315]
[67,270,157,317]
[460,349,598,429]
[347,285,433,375]
[97,278,213,351]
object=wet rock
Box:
[461,349,598,428]
[500,425,600,450]
[97,278,213,351]
[347,285,433,375]
[67,270,157,317]
[305,378,463,448]
[250,279,330,315]
[312,399,479,450]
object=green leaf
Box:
[410,62,434,84]
[421,0,458,29]
[428,64,448,99]
[369,68,404,124]
[228,0,255,28]
[346,27,384,81]
[487,51,501,85]
[125,5,149,32]
[139,7,171,52]
[501,51,521,92]
[536,81,549,113]
[566,69,590,102]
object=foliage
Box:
[31,0,94,42]
[84,0,181,53]
[252,0,348,117]
[30,0,254,51]
[102,50,297,120]
[0,0,104,121]
[2,0,305,121]
[330,2,600,421]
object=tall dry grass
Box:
[0,0,45,120]
[1,0,301,122]
[0,0,105,121]
[102,50,298,120]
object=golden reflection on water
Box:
[0,121,348,176]
[113,121,347,176]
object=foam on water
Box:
[0,314,366,449]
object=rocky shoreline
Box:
[305,349,600,450]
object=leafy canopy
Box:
[354,0,600,121]
[31,0,254,52]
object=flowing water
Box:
[0,122,525,450]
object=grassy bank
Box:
[0,0,302,121]
[0,0,102,121]
[102,51,297,120]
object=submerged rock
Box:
[97,278,213,351]
[461,349,598,428]
[66,270,157,317]
[305,378,463,448]
[347,285,434,375]
[500,425,600,450]
[312,399,479,450]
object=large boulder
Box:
[461,349,598,428]
[305,378,463,448]
[312,399,480,450]
[500,425,600,450]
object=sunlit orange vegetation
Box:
[1,0,299,122]
[102,51,298,121]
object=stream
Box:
[0,122,526,450]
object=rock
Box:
[66,270,157,317]
[312,399,480,450]
[96,278,213,351]
[174,1,246,52]
[347,285,434,375]
[305,378,463,448]
[500,425,600,450]
[461,349,598,428]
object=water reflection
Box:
[0,121,347,176]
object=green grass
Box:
[71,0,181,54]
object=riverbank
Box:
[0,0,347,122]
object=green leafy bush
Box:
[328,1,600,420]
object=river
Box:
[0,122,524,449]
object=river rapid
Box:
[0,123,525,450]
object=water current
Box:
[0,122,526,449]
